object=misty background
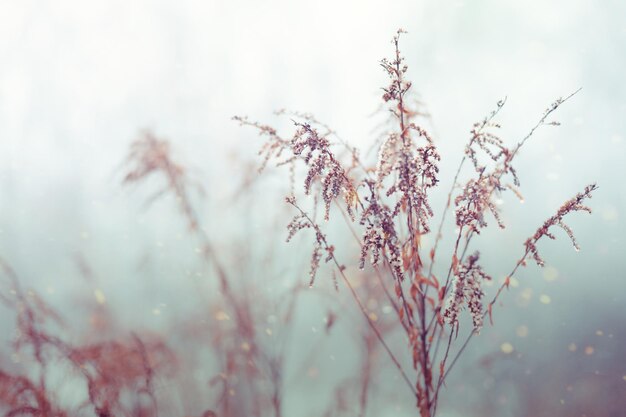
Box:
[0,1,625,416]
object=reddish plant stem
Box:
[288,200,418,399]
[336,202,412,334]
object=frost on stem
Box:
[443,252,491,332]
[525,183,597,266]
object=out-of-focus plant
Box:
[0,257,176,417]
[122,131,311,417]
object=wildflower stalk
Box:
[336,201,411,333]
[430,183,597,416]
[426,88,583,338]
[426,97,507,285]
[239,28,595,417]
[286,197,418,398]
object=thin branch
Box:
[287,199,418,398]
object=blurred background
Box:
[0,1,624,416]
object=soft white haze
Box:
[0,1,624,416]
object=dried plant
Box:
[237,29,597,416]
[122,131,311,417]
[0,130,311,417]
[0,27,600,417]
[0,257,176,417]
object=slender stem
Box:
[288,200,418,398]
[433,246,532,400]
[422,100,508,353]
[391,33,433,412]
[426,98,507,280]
[336,201,411,334]
[429,89,581,332]
[430,330,455,417]
[428,91,581,415]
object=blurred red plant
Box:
[0,257,176,417]
[122,131,311,417]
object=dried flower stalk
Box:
[238,29,596,417]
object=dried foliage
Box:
[0,258,175,417]
[0,129,307,417]
[0,28,600,417]
[238,29,597,416]
[122,131,308,417]
[525,183,597,266]
[443,252,491,332]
